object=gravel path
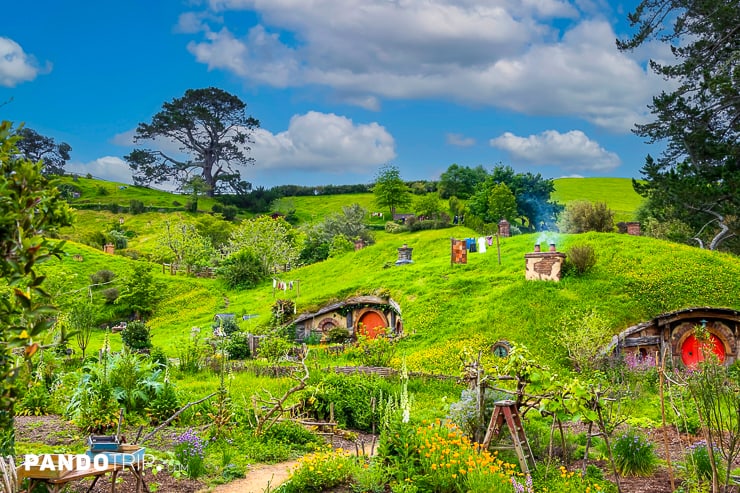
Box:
[211,460,299,493]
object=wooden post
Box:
[496,233,501,265]
[659,350,675,490]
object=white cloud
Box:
[0,37,50,87]
[66,156,133,184]
[446,133,476,147]
[182,1,665,131]
[250,111,396,172]
[489,129,621,171]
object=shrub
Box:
[90,269,116,284]
[612,429,658,476]
[257,336,293,364]
[224,332,251,360]
[260,420,321,447]
[217,249,268,289]
[565,244,597,275]
[147,379,180,425]
[130,199,145,214]
[350,334,395,367]
[149,346,169,368]
[212,203,224,214]
[17,382,51,416]
[280,449,357,493]
[222,205,239,221]
[218,317,240,336]
[96,185,109,196]
[121,320,152,351]
[108,229,128,249]
[101,287,119,304]
[558,200,615,233]
[384,221,405,233]
[178,328,206,374]
[174,428,207,479]
[326,326,351,344]
[682,441,724,484]
[554,310,612,372]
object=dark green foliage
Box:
[301,373,392,431]
[222,205,239,221]
[224,332,251,360]
[14,127,72,176]
[101,287,119,304]
[149,346,169,368]
[125,87,260,196]
[217,249,268,289]
[372,164,413,217]
[17,382,51,416]
[220,317,240,335]
[121,320,153,351]
[147,380,180,425]
[212,203,224,214]
[96,185,109,196]
[116,263,163,318]
[91,269,116,285]
[565,244,597,276]
[260,420,320,447]
[437,164,488,199]
[129,199,145,214]
[619,0,740,253]
[558,200,615,233]
[325,326,350,344]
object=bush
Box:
[612,429,658,476]
[326,326,350,344]
[146,379,180,425]
[108,229,128,249]
[349,334,395,367]
[558,200,615,233]
[90,269,116,284]
[682,441,725,484]
[96,185,109,196]
[280,449,357,493]
[217,249,268,289]
[222,205,239,221]
[211,203,224,214]
[257,336,293,364]
[101,287,119,304]
[384,221,406,233]
[224,332,251,360]
[261,420,321,447]
[121,320,152,351]
[565,244,597,275]
[130,199,145,214]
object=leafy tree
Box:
[323,204,374,245]
[158,218,215,269]
[121,320,153,352]
[489,165,561,230]
[227,215,300,273]
[217,249,267,289]
[618,0,740,251]
[184,176,210,212]
[14,126,72,176]
[468,179,519,224]
[437,164,488,199]
[372,164,412,218]
[0,120,73,454]
[414,193,445,220]
[116,263,163,319]
[125,87,260,196]
[298,204,373,265]
[69,301,97,359]
[194,214,234,250]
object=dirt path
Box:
[212,460,298,493]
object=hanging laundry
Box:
[272,279,277,288]
[466,238,477,253]
[486,235,493,246]
[289,281,294,290]
[477,237,487,253]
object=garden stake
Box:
[658,349,675,490]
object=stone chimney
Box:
[498,219,511,237]
[525,243,565,281]
[396,244,413,265]
[354,238,365,251]
[104,243,115,255]
[626,222,641,236]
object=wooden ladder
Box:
[481,400,534,475]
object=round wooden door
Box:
[357,311,386,339]
[681,334,725,368]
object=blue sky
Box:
[0,0,672,189]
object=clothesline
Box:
[272,278,300,299]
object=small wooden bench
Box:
[19,462,149,493]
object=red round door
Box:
[357,311,386,339]
[681,334,725,368]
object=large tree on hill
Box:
[125,87,260,197]
[14,126,72,176]
[372,164,413,218]
[618,0,740,251]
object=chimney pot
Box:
[533,243,541,252]
[549,243,556,252]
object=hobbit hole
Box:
[610,307,739,368]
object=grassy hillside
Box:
[43,227,740,376]
[552,177,643,223]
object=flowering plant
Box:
[174,428,206,478]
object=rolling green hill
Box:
[552,177,643,223]
[42,225,740,375]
